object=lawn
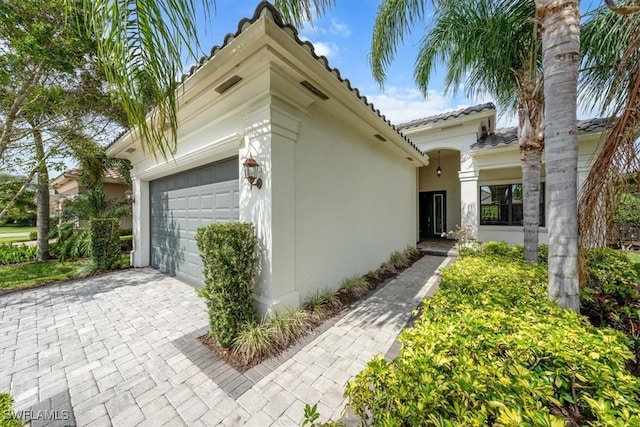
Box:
[0,255,130,291]
[0,260,91,290]
[0,236,30,244]
[0,225,36,234]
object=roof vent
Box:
[215,75,243,94]
[125,147,136,153]
[300,80,329,100]
[373,134,386,142]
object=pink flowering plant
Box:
[442,224,479,253]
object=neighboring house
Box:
[106,2,604,314]
[399,104,605,244]
[50,167,132,229]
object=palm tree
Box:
[370,0,544,262]
[67,0,335,160]
[579,2,640,249]
[535,0,581,311]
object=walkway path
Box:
[0,254,453,426]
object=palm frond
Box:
[66,0,212,159]
[274,0,335,27]
[579,5,640,247]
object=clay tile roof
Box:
[472,117,609,149]
[397,103,496,131]
[102,167,123,181]
[108,1,422,155]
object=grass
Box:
[0,254,130,291]
[0,236,30,244]
[0,259,90,290]
[0,225,36,234]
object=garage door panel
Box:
[150,157,239,287]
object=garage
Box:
[149,157,239,286]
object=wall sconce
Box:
[243,154,263,189]
[125,189,135,203]
[436,150,443,178]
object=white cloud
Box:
[365,86,468,125]
[310,41,338,59]
[329,19,351,37]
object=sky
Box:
[187,0,605,129]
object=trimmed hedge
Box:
[345,250,640,426]
[89,218,121,270]
[196,222,259,348]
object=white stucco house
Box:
[106,2,605,314]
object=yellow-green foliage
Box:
[345,253,640,426]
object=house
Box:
[50,167,132,229]
[398,104,605,244]
[106,2,604,314]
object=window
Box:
[480,183,545,226]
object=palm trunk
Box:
[537,0,581,311]
[34,126,50,261]
[522,148,541,262]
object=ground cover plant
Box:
[344,245,640,426]
[0,243,36,265]
[198,238,422,372]
[581,248,640,374]
[0,392,21,427]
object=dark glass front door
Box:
[419,191,447,239]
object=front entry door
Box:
[419,191,447,239]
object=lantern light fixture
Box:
[125,189,135,203]
[243,154,263,189]
[436,150,443,178]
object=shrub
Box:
[53,222,90,261]
[119,235,133,252]
[0,243,37,265]
[0,393,22,427]
[303,289,342,322]
[89,218,121,270]
[338,276,370,300]
[581,248,640,371]
[29,231,37,240]
[196,222,259,348]
[345,250,640,426]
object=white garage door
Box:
[150,157,239,286]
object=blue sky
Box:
[188,0,605,128]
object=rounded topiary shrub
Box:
[196,222,259,348]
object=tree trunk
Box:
[522,148,541,262]
[34,126,50,261]
[537,0,581,311]
[517,97,543,264]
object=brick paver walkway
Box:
[0,254,452,426]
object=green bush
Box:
[28,231,37,241]
[53,222,90,261]
[119,235,133,252]
[89,218,121,270]
[0,393,22,427]
[196,222,259,348]
[0,243,37,265]
[345,250,640,426]
[581,248,640,370]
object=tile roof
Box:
[108,1,422,155]
[472,117,609,149]
[397,103,496,131]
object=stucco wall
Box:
[293,104,418,302]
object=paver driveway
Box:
[0,255,450,426]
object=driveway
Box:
[0,256,451,426]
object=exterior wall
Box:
[418,150,461,233]
[293,103,418,302]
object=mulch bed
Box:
[199,251,424,373]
